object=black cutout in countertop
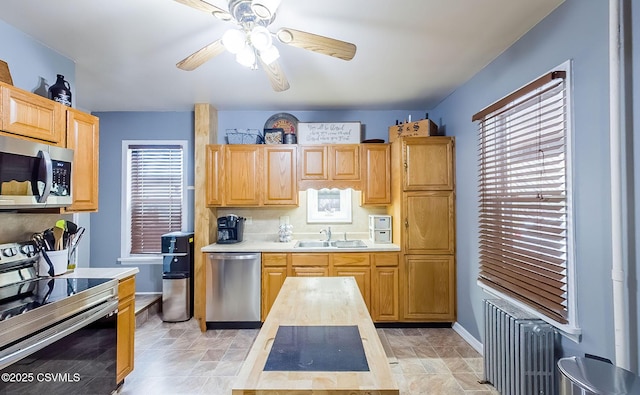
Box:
[263,325,369,372]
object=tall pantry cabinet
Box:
[388,136,456,322]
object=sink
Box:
[333,240,367,248]
[293,240,367,249]
[294,240,331,248]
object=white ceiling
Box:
[0,0,564,112]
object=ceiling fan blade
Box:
[276,28,356,61]
[174,0,232,20]
[259,59,290,92]
[177,39,226,71]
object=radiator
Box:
[483,299,557,395]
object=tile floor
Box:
[120,314,499,395]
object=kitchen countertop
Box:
[59,267,139,281]
[202,239,400,253]
[232,277,399,394]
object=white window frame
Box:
[119,140,188,265]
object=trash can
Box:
[160,231,194,322]
[162,272,190,322]
[558,356,640,395]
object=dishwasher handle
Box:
[208,253,260,260]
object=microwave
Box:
[0,135,74,209]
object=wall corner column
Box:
[194,104,217,332]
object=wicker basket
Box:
[226,129,262,144]
[0,60,13,85]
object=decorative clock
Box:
[264,113,299,135]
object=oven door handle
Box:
[0,300,118,370]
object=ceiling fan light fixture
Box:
[251,0,281,19]
[259,45,280,65]
[250,26,272,51]
[236,46,257,68]
[222,29,247,54]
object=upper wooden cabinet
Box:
[206,145,224,206]
[225,145,262,206]
[0,82,65,145]
[264,146,297,205]
[298,144,362,190]
[0,83,100,212]
[402,137,454,191]
[206,144,298,207]
[299,145,328,180]
[330,145,360,180]
[361,144,391,206]
[66,108,99,212]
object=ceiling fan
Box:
[174,0,357,92]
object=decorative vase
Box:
[48,74,72,107]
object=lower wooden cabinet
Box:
[371,253,399,321]
[261,252,398,322]
[116,276,136,383]
[261,253,288,321]
[403,255,455,321]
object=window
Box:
[473,61,577,334]
[306,188,353,223]
[120,141,187,260]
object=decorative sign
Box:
[297,122,361,144]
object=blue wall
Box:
[90,112,195,292]
[0,19,75,105]
[217,110,427,144]
[431,0,639,370]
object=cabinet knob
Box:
[405,219,409,227]
[404,162,408,169]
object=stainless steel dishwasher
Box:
[206,252,261,328]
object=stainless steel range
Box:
[0,241,119,394]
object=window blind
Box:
[474,71,570,324]
[129,145,183,254]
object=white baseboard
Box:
[452,322,483,355]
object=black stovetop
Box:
[0,277,113,321]
[263,325,370,372]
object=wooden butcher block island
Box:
[233,277,399,394]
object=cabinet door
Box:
[116,276,135,383]
[0,84,65,145]
[225,145,262,206]
[262,266,287,320]
[264,146,297,205]
[66,109,99,212]
[403,255,455,321]
[361,144,391,205]
[332,266,371,310]
[330,145,360,180]
[299,145,328,180]
[206,145,224,206]
[372,266,399,321]
[404,191,455,254]
[403,137,454,191]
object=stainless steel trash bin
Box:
[558,357,640,395]
[162,273,190,322]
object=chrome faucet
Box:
[320,226,332,242]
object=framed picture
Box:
[307,188,352,223]
[263,128,284,144]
